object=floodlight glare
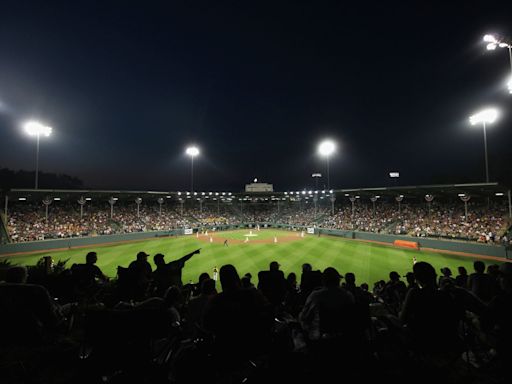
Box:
[318,140,336,157]
[483,34,497,43]
[508,76,512,94]
[469,108,498,125]
[486,43,497,50]
[185,146,200,157]
[24,121,52,137]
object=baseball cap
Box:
[137,251,149,260]
[389,271,401,279]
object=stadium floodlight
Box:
[185,145,200,194]
[23,120,53,189]
[469,108,499,183]
[495,192,504,196]
[483,34,497,43]
[389,172,400,178]
[318,139,336,190]
[18,197,27,201]
[483,34,512,94]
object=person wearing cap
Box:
[152,248,201,296]
[257,261,286,308]
[382,271,407,314]
[128,251,153,299]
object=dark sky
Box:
[1,0,512,192]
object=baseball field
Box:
[0,229,494,286]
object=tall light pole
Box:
[483,34,512,93]
[24,121,52,189]
[318,140,336,190]
[469,108,499,183]
[185,145,200,195]
[312,173,322,190]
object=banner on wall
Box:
[184,228,193,235]
[307,227,315,234]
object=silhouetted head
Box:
[413,262,437,288]
[322,267,342,288]
[86,252,97,265]
[474,260,485,273]
[6,266,28,284]
[345,272,356,285]
[440,267,452,277]
[361,283,369,291]
[220,264,241,292]
[198,272,210,284]
[137,251,149,261]
[287,272,297,285]
[302,263,312,273]
[405,272,415,285]
[457,266,467,276]
[153,253,165,267]
[270,261,280,271]
[389,271,401,281]
[201,278,217,295]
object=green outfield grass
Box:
[0,229,496,286]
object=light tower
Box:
[317,140,336,190]
[23,121,53,189]
[469,108,499,183]
[483,34,512,93]
[185,145,200,195]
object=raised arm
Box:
[175,248,201,264]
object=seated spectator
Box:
[300,263,322,302]
[257,261,286,308]
[455,266,468,288]
[299,267,357,340]
[203,264,273,366]
[482,263,512,379]
[0,266,66,345]
[71,252,108,296]
[382,271,407,313]
[128,251,153,300]
[186,278,217,332]
[240,272,254,289]
[468,260,499,303]
[438,267,455,289]
[400,262,463,356]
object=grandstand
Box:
[1,182,510,253]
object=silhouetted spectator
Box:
[468,260,498,303]
[203,265,273,366]
[186,278,217,332]
[299,267,357,340]
[382,271,407,313]
[482,263,512,379]
[128,251,153,300]
[300,263,322,302]
[438,267,455,289]
[258,261,286,307]
[0,266,66,345]
[400,262,463,356]
[152,249,200,296]
[455,266,468,288]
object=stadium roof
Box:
[1,182,509,202]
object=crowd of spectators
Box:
[5,200,511,245]
[1,252,511,383]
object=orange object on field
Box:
[394,240,419,249]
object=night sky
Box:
[1,1,511,192]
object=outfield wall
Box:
[0,223,510,259]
